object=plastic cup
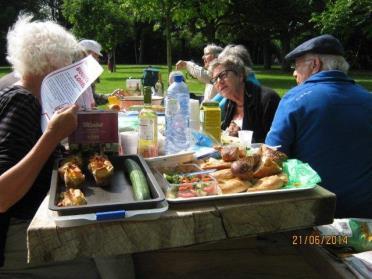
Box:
[120,131,138,155]
[108,95,120,105]
[238,130,253,148]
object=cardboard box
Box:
[69,111,119,155]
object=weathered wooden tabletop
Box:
[27,184,335,265]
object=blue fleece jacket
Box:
[266,70,372,217]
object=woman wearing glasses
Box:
[212,44,261,119]
[209,55,280,143]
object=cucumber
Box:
[124,158,151,200]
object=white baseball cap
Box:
[79,39,102,56]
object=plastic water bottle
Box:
[165,75,190,154]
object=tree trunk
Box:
[205,21,216,42]
[113,45,117,72]
[280,34,291,71]
[165,12,172,74]
[263,40,271,70]
[139,30,145,65]
[134,41,138,64]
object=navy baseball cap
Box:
[285,34,344,61]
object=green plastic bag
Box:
[347,219,372,252]
[316,218,372,252]
[282,159,322,189]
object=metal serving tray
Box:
[164,184,317,203]
[154,162,317,203]
[52,200,169,228]
[49,154,165,215]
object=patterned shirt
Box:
[0,86,54,265]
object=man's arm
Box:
[176,60,212,84]
[265,98,296,155]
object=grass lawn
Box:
[1,64,371,97]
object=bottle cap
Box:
[202,101,219,107]
[174,75,183,83]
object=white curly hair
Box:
[6,14,82,77]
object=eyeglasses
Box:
[291,59,313,70]
[210,69,236,85]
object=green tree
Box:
[63,0,132,71]
[121,0,183,73]
[312,0,372,68]
[122,0,232,73]
[176,0,231,43]
[0,1,44,64]
[221,0,320,70]
[38,0,69,25]
[312,0,372,39]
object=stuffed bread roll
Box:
[58,161,85,188]
[57,188,87,207]
[88,154,114,186]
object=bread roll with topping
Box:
[210,169,235,181]
[218,178,251,194]
[248,173,288,192]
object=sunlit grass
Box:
[1,64,371,98]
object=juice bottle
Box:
[137,86,158,157]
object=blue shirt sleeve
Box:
[265,95,297,155]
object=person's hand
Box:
[110,88,125,97]
[176,60,187,70]
[227,121,240,137]
[46,105,78,141]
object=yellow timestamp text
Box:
[292,235,348,246]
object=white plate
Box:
[165,184,317,203]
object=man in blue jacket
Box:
[265,34,372,218]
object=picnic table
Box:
[26,172,354,278]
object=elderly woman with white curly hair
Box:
[0,14,85,271]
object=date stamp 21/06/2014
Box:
[292,234,348,246]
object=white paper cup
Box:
[120,131,139,155]
[238,130,253,148]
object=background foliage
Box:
[0,0,371,71]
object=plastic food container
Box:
[166,177,221,199]
[120,96,163,110]
[125,79,142,95]
[156,165,221,199]
[155,163,202,175]
[49,155,165,215]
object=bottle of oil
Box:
[138,86,158,157]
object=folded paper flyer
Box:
[40,55,103,131]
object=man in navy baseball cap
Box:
[285,34,344,61]
[266,34,372,218]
